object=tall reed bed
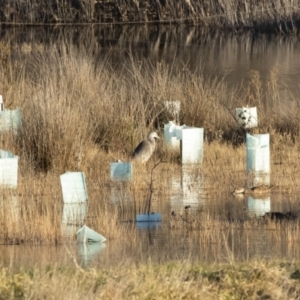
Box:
[1,42,297,172]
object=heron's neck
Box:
[148,136,155,143]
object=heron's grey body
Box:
[131,132,160,163]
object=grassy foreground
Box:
[0,261,300,299]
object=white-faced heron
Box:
[131,131,160,163]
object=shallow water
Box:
[1,167,300,270]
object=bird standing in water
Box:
[131,131,160,164]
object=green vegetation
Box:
[0,261,299,299]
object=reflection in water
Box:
[77,243,106,267]
[110,182,132,204]
[182,166,205,209]
[9,196,19,223]
[3,26,300,102]
[247,195,271,217]
[169,166,205,230]
[136,221,161,230]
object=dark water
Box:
[1,26,300,268]
[2,26,300,98]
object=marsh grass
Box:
[0,42,299,246]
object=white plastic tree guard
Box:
[0,108,21,133]
[77,225,106,243]
[62,203,88,225]
[0,150,18,188]
[175,124,187,140]
[247,195,271,217]
[246,133,270,186]
[236,107,258,129]
[110,162,132,181]
[60,172,88,203]
[164,101,180,123]
[181,128,204,164]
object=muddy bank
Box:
[1,0,300,32]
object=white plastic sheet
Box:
[181,128,204,164]
[246,134,270,186]
[110,162,132,181]
[236,107,258,129]
[0,150,18,188]
[60,172,88,203]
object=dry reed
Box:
[1,0,300,33]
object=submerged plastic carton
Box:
[77,225,106,243]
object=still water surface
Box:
[3,26,300,98]
[1,168,300,270]
[1,26,300,268]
